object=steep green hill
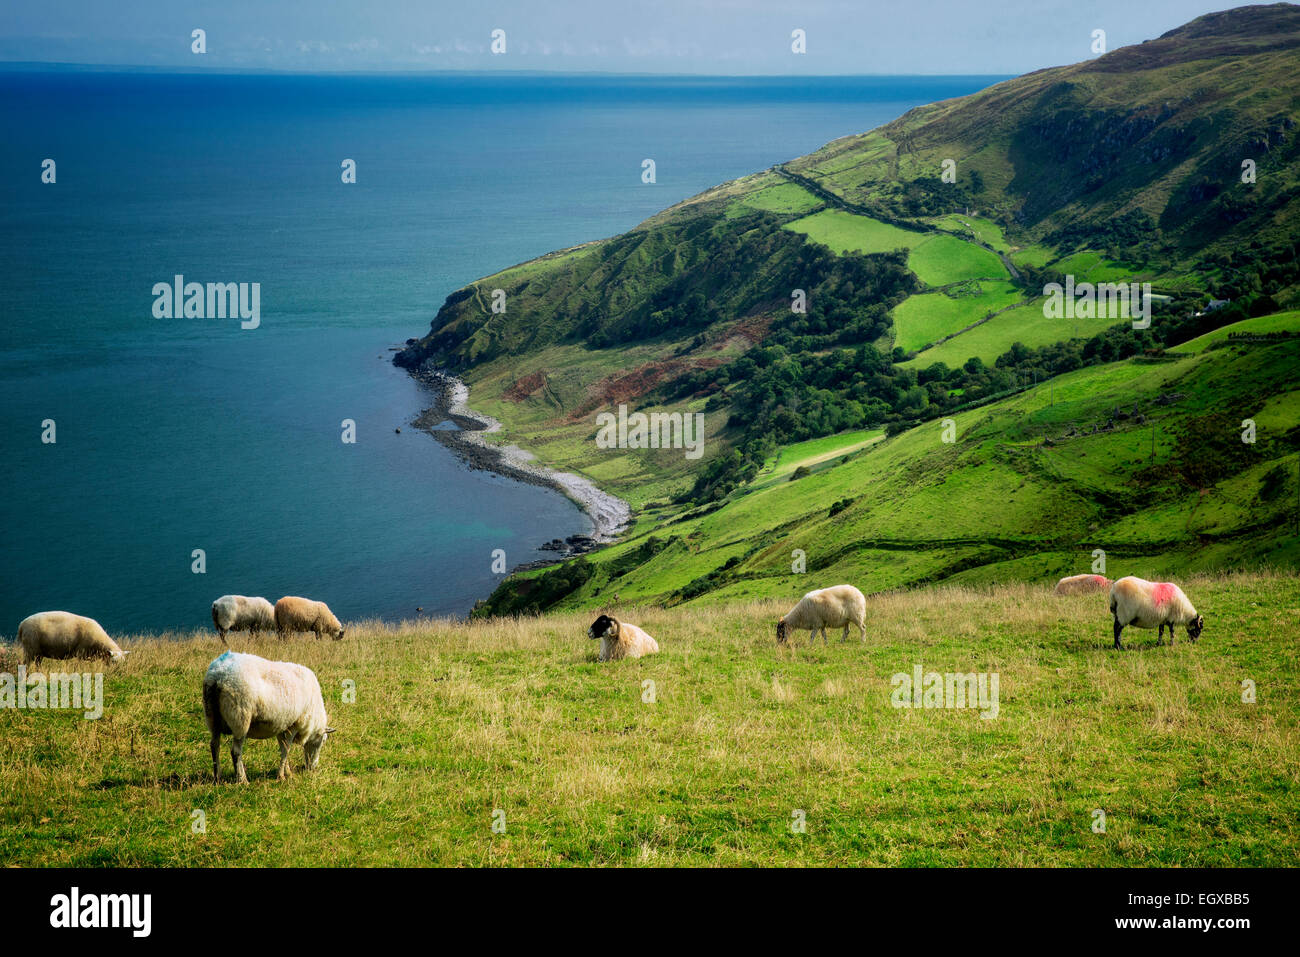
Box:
[477,313,1299,614]
[392,5,1300,613]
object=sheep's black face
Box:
[588,615,615,640]
[1187,615,1204,642]
[776,619,787,644]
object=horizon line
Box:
[0,60,1019,80]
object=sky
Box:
[0,0,1270,75]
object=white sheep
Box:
[777,584,867,644]
[1054,574,1111,596]
[17,611,127,666]
[587,614,659,661]
[1109,576,1204,651]
[211,595,276,644]
[202,650,334,783]
[274,596,345,640]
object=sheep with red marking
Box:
[1054,574,1111,596]
[1108,576,1203,651]
[776,584,867,645]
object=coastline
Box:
[408,365,631,556]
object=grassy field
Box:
[892,280,1026,352]
[901,302,1124,368]
[784,208,920,255]
[2,571,1295,867]
[783,208,1007,287]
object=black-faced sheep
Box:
[776,584,867,644]
[274,596,344,640]
[587,614,658,662]
[1109,576,1203,651]
[17,611,127,666]
[202,650,334,783]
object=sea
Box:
[0,70,1003,632]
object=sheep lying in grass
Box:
[1054,574,1111,596]
[777,584,867,644]
[202,650,334,783]
[17,611,127,666]
[274,596,344,640]
[587,614,659,662]
[1109,576,1203,651]
[211,595,276,644]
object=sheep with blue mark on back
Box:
[203,650,334,783]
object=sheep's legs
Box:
[277,733,293,781]
[840,624,849,642]
[210,731,221,784]
[231,737,248,784]
[1112,617,1125,651]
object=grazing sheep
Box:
[211,595,276,644]
[777,584,867,644]
[587,614,658,662]
[1054,574,1112,596]
[274,596,344,641]
[1109,576,1204,651]
[17,612,127,666]
[202,650,334,784]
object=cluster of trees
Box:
[1195,235,1300,317]
[584,215,915,349]
[1046,209,1156,254]
[893,173,985,218]
[667,274,1275,503]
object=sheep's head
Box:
[305,726,334,771]
[776,618,788,644]
[588,615,618,641]
[1187,615,1204,642]
[334,626,345,641]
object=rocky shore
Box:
[408,365,631,556]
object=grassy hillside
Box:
[2,572,1296,866]
[479,312,1299,614]
[389,6,1300,615]
[787,4,1300,267]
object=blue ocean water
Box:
[0,71,1002,632]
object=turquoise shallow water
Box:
[0,71,1002,632]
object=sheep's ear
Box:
[325,727,338,735]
